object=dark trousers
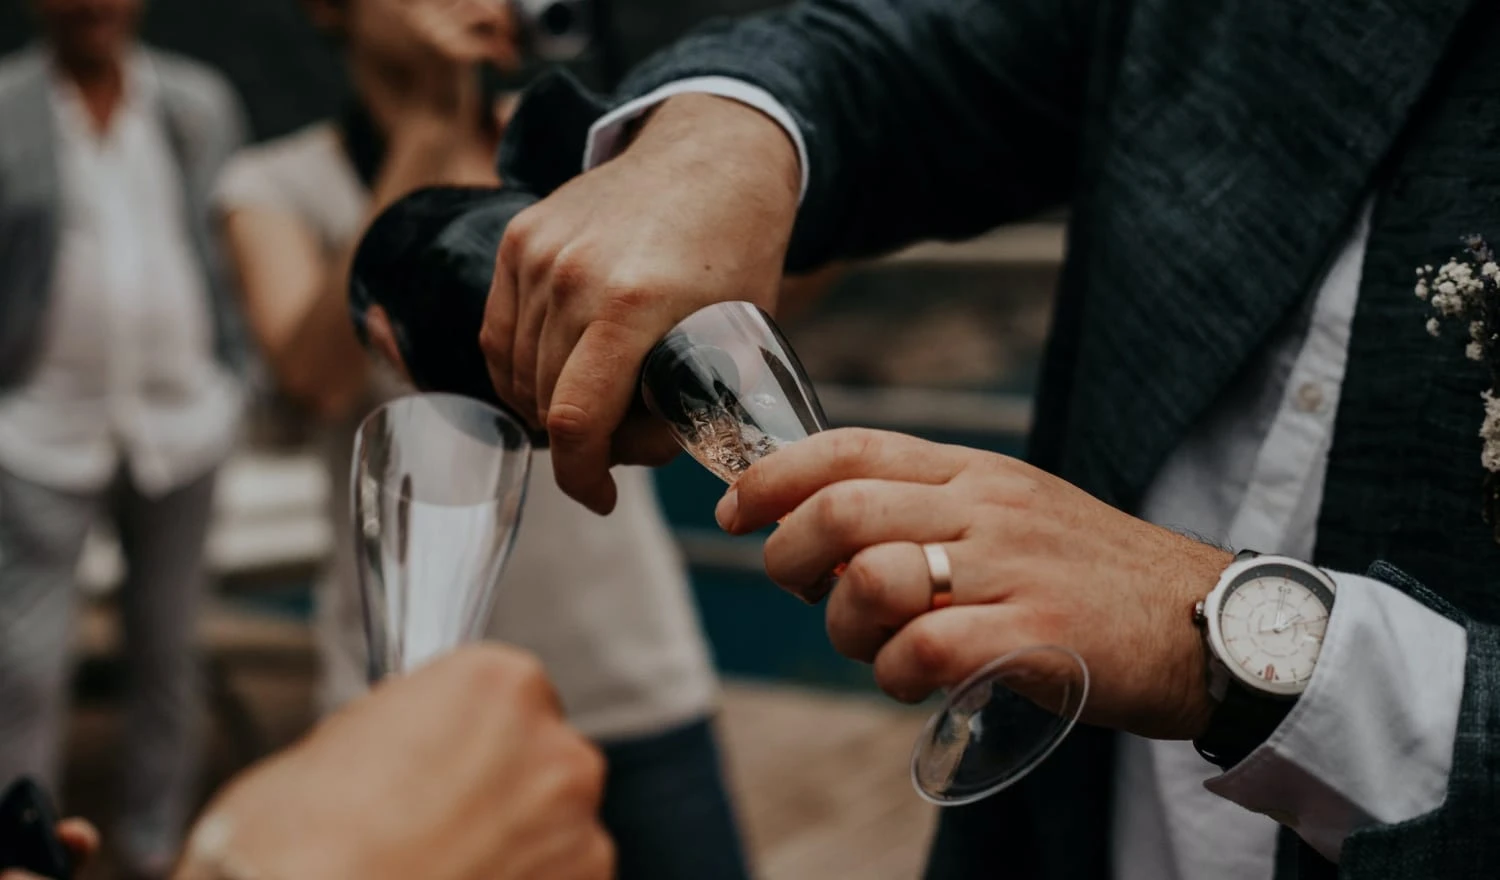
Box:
[0,465,216,873]
[599,717,750,880]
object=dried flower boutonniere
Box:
[1415,235,1500,541]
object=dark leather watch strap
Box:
[1194,680,1295,769]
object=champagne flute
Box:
[640,302,1089,806]
[352,393,532,681]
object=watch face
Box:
[1210,561,1335,696]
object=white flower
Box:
[1473,320,1486,341]
[1438,280,1459,296]
[1416,280,1430,299]
[1432,287,1469,316]
[1468,341,1485,361]
[1484,261,1500,280]
[1481,391,1500,473]
[1428,317,1442,337]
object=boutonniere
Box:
[1416,235,1500,541]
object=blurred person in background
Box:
[0,0,248,876]
[213,2,747,877]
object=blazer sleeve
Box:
[1335,562,1500,879]
[614,0,1105,271]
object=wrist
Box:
[628,94,801,219]
[1169,542,1235,740]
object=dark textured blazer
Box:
[604,1,1498,878]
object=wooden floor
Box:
[60,643,935,879]
[718,685,936,879]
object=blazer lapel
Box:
[1059,0,1481,509]
[0,48,61,216]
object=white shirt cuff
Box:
[582,76,809,201]
[1204,571,1467,862]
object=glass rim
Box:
[910,643,1090,807]
[353,392,533,509]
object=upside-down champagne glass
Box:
[640,302,1089,805]
[352,393,532,681]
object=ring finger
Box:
[763,479,965,596]
[826,540,974,663]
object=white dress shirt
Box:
[585,84,1469,875]
[0,55,243,498]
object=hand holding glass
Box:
[640,302,1089,805]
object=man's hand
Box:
[481,94,802,513]
[175,646,612,880]
[717,428,1233,740]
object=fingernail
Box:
[715,489,739,531]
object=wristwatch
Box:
[1192,550,1337,769]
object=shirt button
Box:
[1295,382,1325,413]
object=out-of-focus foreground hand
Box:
[482,93,803,514]
[0,819,98,880]
[174,646,612,880]
[718,428,1234,741]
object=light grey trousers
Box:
[0,464,215,872]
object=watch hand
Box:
[1273,614,1307,633]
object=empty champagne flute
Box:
[352,393,532,681]
[640,302,1089,805]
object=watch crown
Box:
[1193,599,1206,625]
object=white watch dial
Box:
[1216,565,1334,694]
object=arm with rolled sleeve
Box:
[1207,562,1498,876]
[594,0,1106,271]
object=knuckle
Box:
[551,733,607,803]
[905,620,953,679]
[478,323,506,362]
[840,553,890,610]
[497,214,533,269]
[828,429,878,469]
[503,206,539,248]
[545,402,594,445]
[596,279,655,323]
[549,248,595,302]
[457,645,553,708]
[510,650,553,695]
[445,645,520,697]
[572,739,608,795]
[812,487,854,537]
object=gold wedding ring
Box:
[923,543,954,609]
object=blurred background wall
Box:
[0,0,787,141]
